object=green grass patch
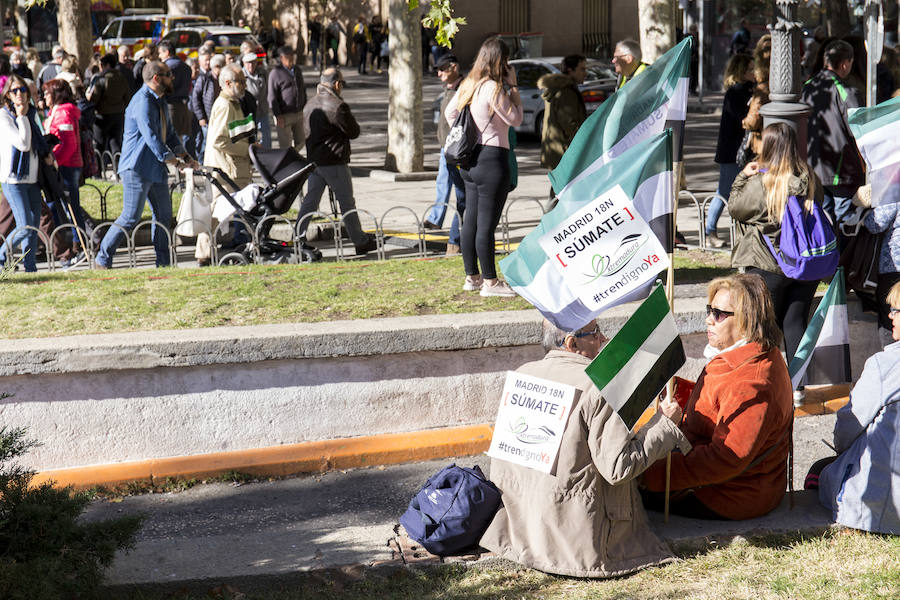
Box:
[0,252,733,340]
[110,530,900,599]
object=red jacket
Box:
[45,102,83,168]
[643,342,793,520]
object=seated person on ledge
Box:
[642,273,794,520]
[480,319,691,578]
[815,281,900,535]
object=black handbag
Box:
[443,103,479,170]
[840,212,881,298]
[735,129,754,168]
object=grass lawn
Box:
[0,251,731,340]
[112,530,900,599]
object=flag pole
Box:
[663,155,681,524]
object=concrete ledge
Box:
[35,424,494,490]
[369,169,438,182]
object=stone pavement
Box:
[87,411,838,591]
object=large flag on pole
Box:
[788,268,851,390]
[500,131,673,331]
[549,37,691,205]
[848,96,900,205]
[584,283,685,429]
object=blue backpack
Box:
[399,464,501,556]
[764,195,839,281]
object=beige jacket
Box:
[480,350,691,578]
[203,93,252,200]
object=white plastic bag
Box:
[175,168,213,237]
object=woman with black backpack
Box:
[729,123,827,405]
[444,38,522,297]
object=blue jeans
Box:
[706,162,741,234]
[96,169,172,267]
[424,149,466,245]
[257,116,272,149]
[0,182,42,272]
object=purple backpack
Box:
[764,195,839,281]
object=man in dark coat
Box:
[802,39,864,227]
[538,54,587,171]
[88,53,130,156]
[296,68,375,255]
[158,40,193,152]
[268,46,307,151]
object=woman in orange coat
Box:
[642,273,794,520]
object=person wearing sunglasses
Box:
[0,74,50,272]
[480,319,689,578]
[813,281,900,535]
[94,61,198,269]
[642,273,793,520]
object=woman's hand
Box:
[742,161,760,177]
[504,65,517,88]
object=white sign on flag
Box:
[487,371,577,474]
[538,185,669,312]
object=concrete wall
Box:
[0,296,883,474]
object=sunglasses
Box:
[570,324,604,339]
[706,305,735,323]
[8,87,27,95]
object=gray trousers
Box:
[298,164,368,247]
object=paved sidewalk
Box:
[87,412,837,590]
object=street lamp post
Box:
[759,0,810,158]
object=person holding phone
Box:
[444,37,523,297]
[0,74,48,272]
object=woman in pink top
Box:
[445,38,523,297]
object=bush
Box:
[0,425,143,599]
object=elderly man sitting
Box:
[480,319,690,578]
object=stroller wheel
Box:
[218,251,250,266]
[299,242,323,263]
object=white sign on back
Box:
[487,371,577,474]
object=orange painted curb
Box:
[33,424,495,491]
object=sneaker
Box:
[92,260,110,270]
[793,389,806,407]
[62,251,87,271]
[480,280,517,297]
[674,230,688,248]
[462,275,483,291]
[446,243,460,256]
[354,236,378,255]
[423,220,441,230]
[705,232,725,248]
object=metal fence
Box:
[3,186,732,272]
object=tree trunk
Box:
[637,0,676,63]
[386,0,423,172]
[57,0,92,72]
[822,0,851,38]
[233,0,262,31]
[167,0,192,16]
[298,0,309,59]
[276,0,301,51]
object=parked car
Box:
[160,25,266,61]
[509,57,616,136]
[94,13,211,55]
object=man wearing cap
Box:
[242,52,271,149]
[268,46,307,151]
[423,53,466,255]
[297,68,376,255]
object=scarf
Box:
[5,105,49,180]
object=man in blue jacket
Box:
[95,61,198,269]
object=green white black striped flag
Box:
[848,96,900,205]
[584,283,685,429]
[788,267,851,390]
[228,113,256,144]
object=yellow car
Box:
[161,24,266,61]
[94,13,211,55]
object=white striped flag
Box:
[788,268,851,390]
[584,283,685,429]
[848,96,900,206]
[228,113,256,144]
[550,37,691,223]
[500,130,673,331]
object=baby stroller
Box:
[197,146,320,264]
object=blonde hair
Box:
[707,274,781,351]
[455,37,509,110]
[887,280,900,309]
[759,123,816,223]
[723,53,753,89]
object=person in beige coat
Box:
[197,64,254,265]
[480,319,691,578]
